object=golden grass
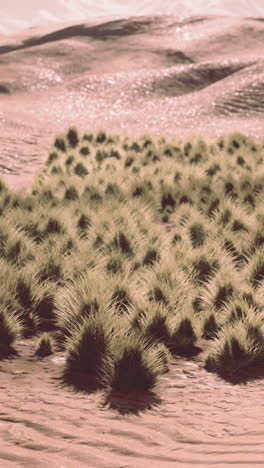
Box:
[0,129,263,387]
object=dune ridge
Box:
[0,14,264,190]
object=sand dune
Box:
[1,14,264,189]
[0,13,264,467]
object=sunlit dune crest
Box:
[0,13,264,188]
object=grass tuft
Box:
[35,333,54,357]
[66,127,79,148]
[65,315,113,385]
[107,336,165,393]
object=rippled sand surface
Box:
[0,14,264,468]
[1,337,263,468]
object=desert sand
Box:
[0,11,263,468]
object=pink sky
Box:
[0,1,264,34]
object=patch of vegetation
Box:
[0,128,263,394]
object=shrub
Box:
[64,186,79,200]
[249,256,264,289]
[148,286,169,306]
[192,256,219,285]
[0,306,21,353]
[105,183,123,200]
[15,276,34,310]
[35,289,56,331]
[142,308,170,346]
[205,319,264,379]
[74,163,89,178]
[110,231,134,257]
[153,343,171,372]
[44,217,66,236]
[46,151,58,166]
[124,156,134,168]
[110,285,132,315]
[213,282,235,310]
[80,146,90,156]
[106,336,165,392]
[83,133,94,142]
[161,190,176,211]
[105,255,123,275]
[83,185,102,204]
[142,248,160,267]
[65,155,75,167]
[54,137,66,152]
[77,214,91,238]
[202,313,219,339]
[66,127,79,148]
[55,273,110,347]
[35,333,54,357]
[51,165,63,176]
[169,318,197,352]
[65,315,113,384]
[206,163,221,176]
[2,233,34,267]
[130,141,141,153]
[189,222,207,248]
[36,257,64,284]
[96,131,107,144]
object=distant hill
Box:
[0,0,264,35]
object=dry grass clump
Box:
[104,335,166,392]
[35,333,54,357]
[168,317,198,355]
[0,305,22,356]
[141,305,170,346]
[0,129,263,389]
[205,313,264,380]
[202,312,219,340]
[64,314,114,387]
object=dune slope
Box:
[0,14,264,188]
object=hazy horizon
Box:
[1,0,264,35]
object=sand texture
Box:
[1,337,263,468]
[0,14,264,189]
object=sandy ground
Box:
[1,337,263,468]
[0,13,264,467]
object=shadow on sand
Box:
[60,368,162,414]
[60,368,104,395]
[206,363,264,385]
[102,390,162,415]
[0,345,19,360]
[171,344,203,358]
